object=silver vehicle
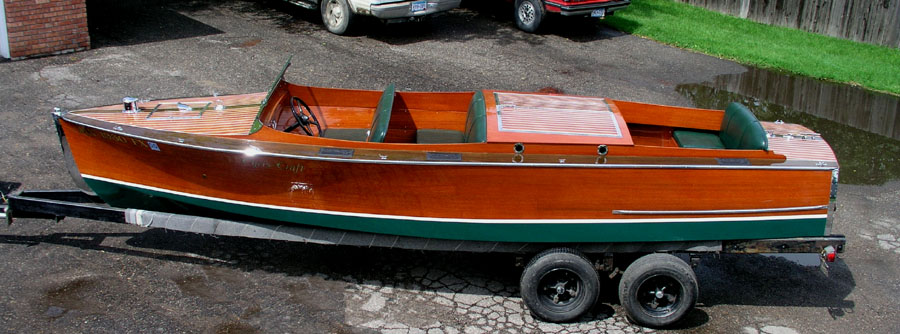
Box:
[284,0,462,34]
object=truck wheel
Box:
[520,248,600,322]
[618,253,698,328]
[321,0,353,35]
[515,0,545,33]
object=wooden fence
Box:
[675,0,900,48]
[701,67,900,140]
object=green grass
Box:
[605,0,900,95]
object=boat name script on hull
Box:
[78,125,158,151]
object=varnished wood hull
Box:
[56,112,835,243]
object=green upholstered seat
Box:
[367,83,395,143]
[673,130,725,149]
[414,91,487,144]
[720,102,768,150]
[322,128,370,141]
[463,91,487,143]
[416,129,465,143]
[673,102,768,150]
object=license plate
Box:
[591,8,606,18]
[411,0,427,12]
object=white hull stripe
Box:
[83,174,828,225]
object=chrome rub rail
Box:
[613,205,829,215]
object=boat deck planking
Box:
[73,93,266,136]
[69,87,834,164]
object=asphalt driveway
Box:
[1,1,897,333]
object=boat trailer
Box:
[1,188,845,256]
[1,188,846,328]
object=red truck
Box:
[513,0,631,32]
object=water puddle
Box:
[677,67,900,185]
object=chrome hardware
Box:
[145,102,212,120]
[830,168,840,200]
[213,92,225,111]
[513,143,525,154]
[597,145,608,157]
[123,97,140,113]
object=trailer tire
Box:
[515,0,545,33]
[321,0,353,35]
[520,248,600,322]
[618,253,698,328]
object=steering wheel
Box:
[284,96,321,136]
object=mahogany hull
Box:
[57,117,834,243]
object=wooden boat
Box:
[53,60,840,244]
[47,59,845,327]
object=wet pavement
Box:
[1,0,899,333]
[677,67,900,185]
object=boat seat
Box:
[673,102,768,150]
[414,91,487,144]
[463,90,487,143]
[322,128,370,141]
[416,129,465,143]
[367,83,395,143]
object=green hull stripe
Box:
[83,177,827,243]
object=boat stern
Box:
[762,121,840,235]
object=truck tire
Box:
[618,253,698,328]
[520,247,600,322]
[515,0,545,33]
[321,0,353,35]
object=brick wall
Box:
[3,0,89,59]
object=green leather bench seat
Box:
[367,83,395,143]
[322,128,370,141]
[415,91,487,144]
[672,130,725,149]
[463,91,487,143]
[416,129,465,143]
[322,84,394,142]
[673,102,768,150]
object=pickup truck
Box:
[284,0,462,34]
[513,0,631,32]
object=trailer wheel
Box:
[321,0,353,35]
[515,0,545,33]
[618,253,698,328]
[520,248,599,322]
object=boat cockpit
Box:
[262,81,490,145]
[256,57,772,152]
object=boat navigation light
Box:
[822,245,837,263]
